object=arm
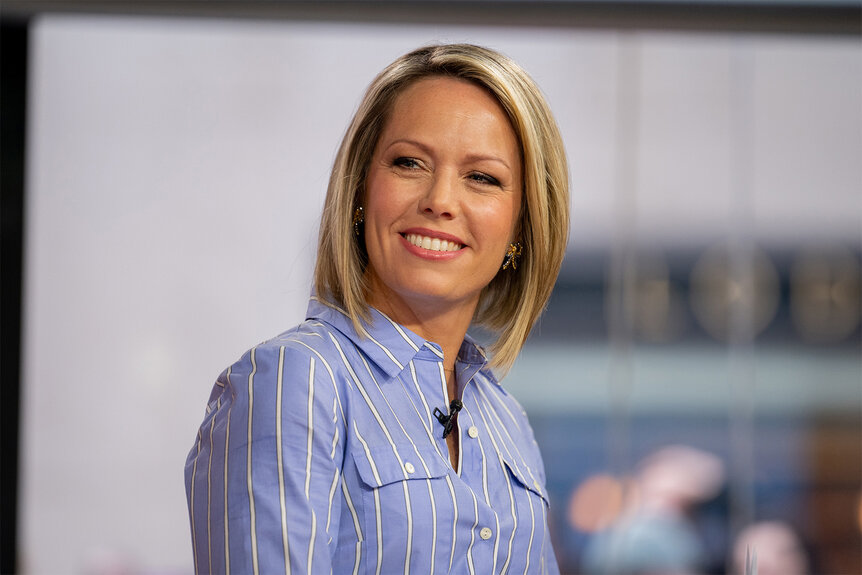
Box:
[185,340,347,574]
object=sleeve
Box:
[185,340,347,575]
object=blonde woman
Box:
[185,44,569,574]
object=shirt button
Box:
[404,462,415,474]
[479,527,493,540]
[468,426,479,438]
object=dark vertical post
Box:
[0,16,29,573]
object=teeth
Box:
[405,233,462,252]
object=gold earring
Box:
[502,242,522,270]
[352,206,364,236]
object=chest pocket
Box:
[352,441,449,488]
[502,454,550,508]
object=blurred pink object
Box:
[732,521,808,575]
[634,445,726,513]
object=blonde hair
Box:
[314,44,569,374]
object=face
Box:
[362,76,523,319]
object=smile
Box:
[403,233,463,252]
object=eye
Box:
[393,157,420,169]
[468,172,501,186]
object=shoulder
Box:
[218,318,354,394]
[474,368,538,441]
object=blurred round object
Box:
[690,243,780,342]
[731,521,808,575]
[637,445,726,508]
[632,253,685,343]
[567,473,625,533]
[604,251,686,343]
[790,245,861,344]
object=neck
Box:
[365,282,476,377]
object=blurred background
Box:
[1,1,859,573]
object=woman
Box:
[185,43,569,574]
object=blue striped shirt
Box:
[185,297,559,574]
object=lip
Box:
[400,227,466,246]
[399,227,466,260]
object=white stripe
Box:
[481,374,521,429]
[330,400,340,460]
[476,384,548,575]
[373,488,383,575]
[288,338,346,422]
[423,342,444,359]
[366,331,404,370]
[401,480,413,575]
[426,477,438,575]
[352,426,385,575]
[377,311,420,351]
[475,384,538,488]
[538,492,549,572]
[246,348,260,575]
[355,356,416,575]
[523,484,536,575]
[223,367,233,575]
[471,413,489,506]
[207,415,216,572]
[305,357,316,498]
[398,365,458,575]
[308,510,317,575]
[309,296,374,341]
[465,491,480,575]
[396,372,443,574]
[476,402,517,575]
[352,541,362,575]
[338,467,364,574]
[275,347,291,575]
[446,476,458,572]
[436,362,448,402]
[353,421,382,486]
[475,385,519,465]
[408,362,437,440]
[492,508,502,575]
[330,335,407,471]
[341,476,363,544]
[190,431,201,574]
[325,468,339,533]
[474,388,540,575]
[500,459,518,575]
[467,410,500,574]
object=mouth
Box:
[401,232,464,253]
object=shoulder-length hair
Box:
[314,43,569,375]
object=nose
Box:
[419,171,458,219]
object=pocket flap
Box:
[502,456,550,506]
[352,441,449,488]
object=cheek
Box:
[365,178,397,228]
[473,199,520,246]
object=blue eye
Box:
[470,172,501,186]
[393,157,419,169]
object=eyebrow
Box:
[384,138,513,172]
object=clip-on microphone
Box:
[433,399,463,439]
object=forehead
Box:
[394,75,500,110]
[379,76,520,152]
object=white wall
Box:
[22,14,860,573]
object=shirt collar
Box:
[307,296,489,380]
